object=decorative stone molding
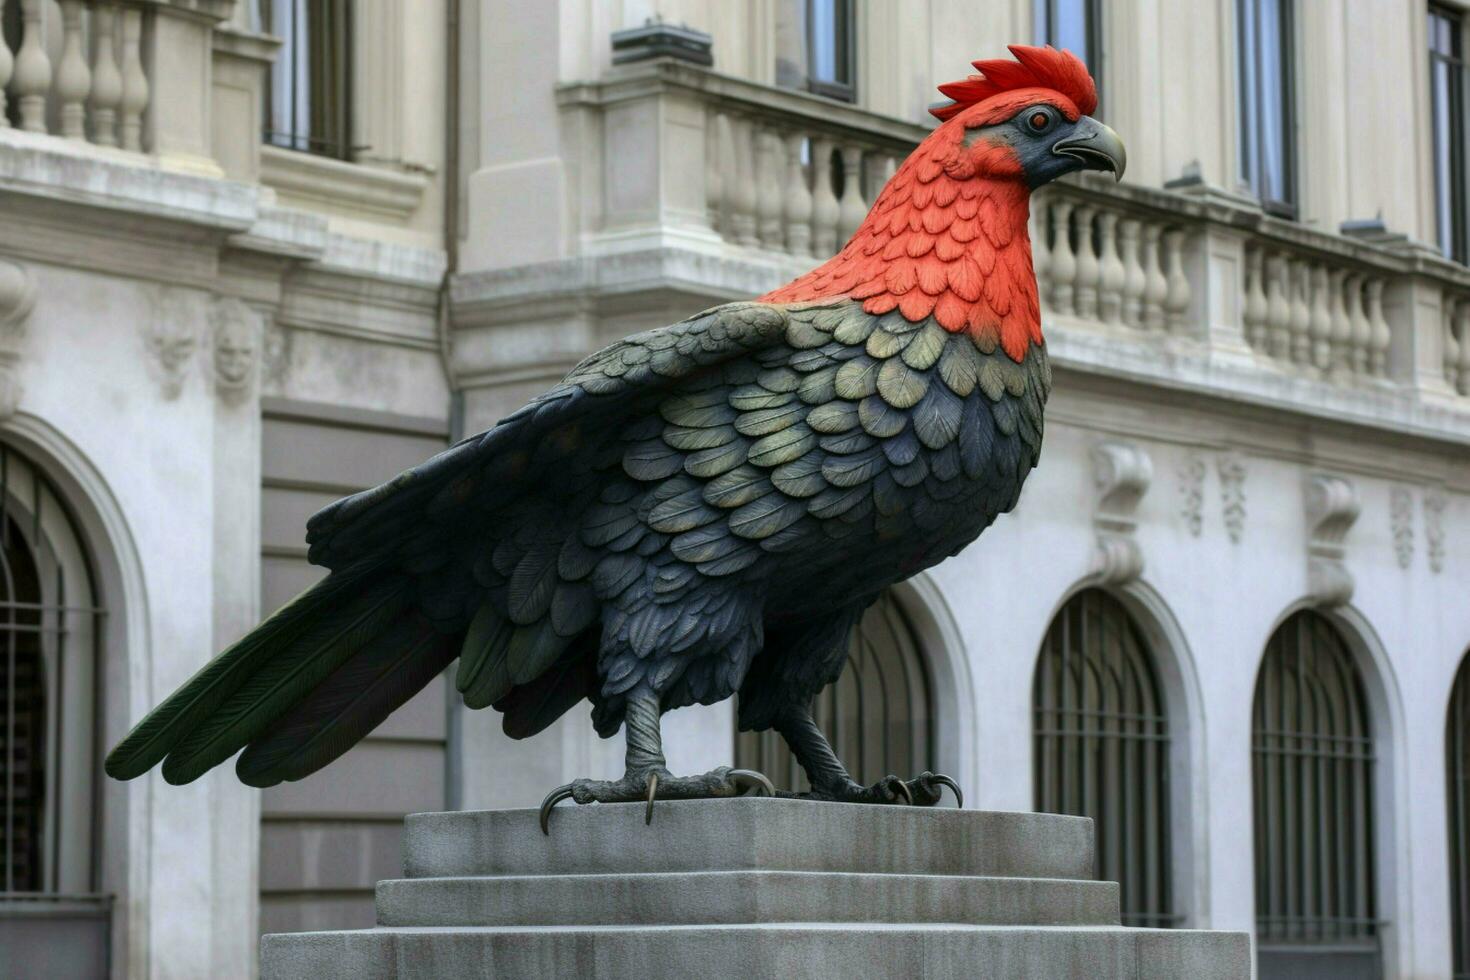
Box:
[144,290,200,400]
[1425,488,1446,574]
[1304,473,1360,607]
[1090,441,1153,585]
[210,298,261,404]
[259,145,430,222]
[0,260,36,419]
[1390,486,1413,569]
[1218,452,1247,543]
[1177,453,1205,537]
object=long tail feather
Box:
[236,612,456,787]
[104,562,387,781]
[494,642,597,740]
[157,574,415,785]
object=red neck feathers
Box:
[760,124,1039,363]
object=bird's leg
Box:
[773,703,962,807]
[539,689,774,833]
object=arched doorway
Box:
[1447,649,1470,979]
[1032,587,1175,927]
[1252,610,1380,980]
[734,590,934,791]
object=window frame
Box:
[1033,0,1104,112]
[804,0,857,104]
[1431,4,1469,264]
[260,0,357,161]
[1236,0,1298,218]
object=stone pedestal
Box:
[261,799,1250,979]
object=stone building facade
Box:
[0,1,1467,978]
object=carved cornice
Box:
[0,259,36,419]
[1091,441,1152,585]
[1304,473,1360,607]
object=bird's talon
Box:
[729,768,776,797]
[891,778,914,805]
[644,772,659,825]
[930,773,964,808]
[539,783,574,835]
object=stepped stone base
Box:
[261,799,1250,980]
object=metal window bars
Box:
[1449,651,1470,980]
[260,0,355,160]
[1033,588,1176,928]
[1252,611,1380,977]
[735,591,933,793]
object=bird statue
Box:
[105,46,1122,832]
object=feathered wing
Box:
[105,302,792,787]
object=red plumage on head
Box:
[931,45,1097,121]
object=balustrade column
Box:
[1366,279,1391,377]
[56,0,92,139]
[1445,299,1463,393]
[836,144,867,244]
[1348,275,1372,374]
[13,0,52,134]
[705,112,727,237]
[1048,199,1076,314]
[782,131,812,257]
[1308,265,1332,374]
[90,4,123,147]
[1162,229,1190,333]
[1326,269,1351,378]
[727,117,758,246]
[119,7,148,151]
[1265,254,1290,359]
[810,139,840,257]
[1097,211,1124,324]
[755,129,785,250]
[1457,301,1470,395]
[1242,249,1267,349]
[1141,225,1167,331]
[1288,262,1312,366]
[1119,219,1145,328]
[1073,205,1100,318]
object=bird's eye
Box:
[1024,108,1055,134]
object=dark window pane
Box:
[1430,6,1466,264]
[261,0,355,160]
[1237,0,1295,214]
[806,0,855,101]
[1448,653,1470,979]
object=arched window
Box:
[735,590,933,791]
[1252,611,1379,980]
[1448,651,1470,980]
[0,443,108,975]
[1033,588,1174,927]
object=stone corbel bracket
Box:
[1304,473,1360,607]
[1091,441,1153,585]
[210,297,262,405]
[0,260,36,420]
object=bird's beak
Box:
[1052,117,1127,182]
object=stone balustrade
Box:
[0,0,151,151]
[1442,286,1470,397]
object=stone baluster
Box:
[1308,264,1332,374]
[1347,274,1372,375]
[1445,298,1462,392]
[1141,224,1167,331]
[1264,254,1290,359]
[1118,219,1145,328]
[727,117,758,246]
[1096,211,1124,324]
[56,0,92,139]
[1048,199,1076,314]
[13,0,52,134]
[119,7,148,151]
[1073,205,1099,318]
[810,139,840,257]
[782,131,812,257]
[1366,278,1391,377]
[1326,269,1351,378]
[836,144,867,245]
[1288,261,1312,366]
[1457,300,1470,395]
[755,129,785,250]
[1029,195,1051,297]
[1162,229,1190,333]
[870,153,899,200]
[1242,248,1267,349]
[90,3,123,147]
[0,0,13,129]
[705,112,727,237]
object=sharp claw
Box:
[891,778,914,805]
[539,783,575,835]
[931,774,964,809]
[644,772,659,825]
[729,768,776,797]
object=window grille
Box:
[1252,611,1380,980]
[1236,0,1297,216]
[1448,651,1470,980]
[260,0,355,160]
[1033,589,1175,927]
[735,591,932,791]
[1431,6,1467,264]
